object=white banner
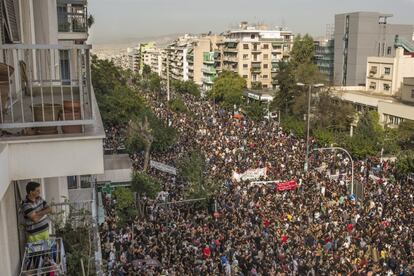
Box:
[232,167,267,182]
[150,160,177,175]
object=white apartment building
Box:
[366,47,414,95]
[219,22,294,89]
[127,46,140,73]
[162,35,197,82]
[145,48,163,76]
[0,1,105,275]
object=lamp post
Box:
[296,83,324,172]
[312,147,355,196]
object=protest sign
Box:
[232,167,267,182]
[275,180,298,191]
[150,160,177,175]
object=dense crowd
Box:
[100,92,414,275]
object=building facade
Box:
[314,38,334,84]
[366,47,414,95]
[334,12,414,86]
[0,0,105,275]
[218,22,293,89]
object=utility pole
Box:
[305,85,312,172]
[297,83,324,172]
[166,53,170,101]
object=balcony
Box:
[202,67,216,74]
[203,76,215,84]
[0,44,94,136]
[19,199,102,275]
[251,65,261,73]
[57,0,88,40]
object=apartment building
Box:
[366,47,414,95]
[202,52,218,91]
[0,0,104,275]
[127,46,140,73]
[218,22,294,89]
[162,35,197,82]
[145,48,163,76]
[138,42,156,74]
[314,38,334,84]
[334,12,414,86]
[401,77,414,104]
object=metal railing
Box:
[50,200,94,233]
[0,44,94,130]
[20,237,66,276]
[57,4,87,33]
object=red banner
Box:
[276,180,298,191]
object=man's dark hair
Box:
[26,181,41,194]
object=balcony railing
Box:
[57,3,87,33]
[0,44,94,133]
[20,238,66,276]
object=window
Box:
[411,89,414,98]
[263,44,269,49]
[383,83,390,91]
[243,54,249,60]
[251,34,255,39]
[243,44,249,49]
[243,64,248,68]
[369,66,377,74]
[369,82,376,90]
[384,67,391,75]
[263,54,268,60]
[243,75,248,79]
[284,35,290,40]
[80,175,92,189]
[263,64,268,69]
[67,176,78,189]
[262,75,268,79]
[387,47,392,55]
[263,84,268,88]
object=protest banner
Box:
[275,180,298,191]
[232,167,267,182]
[150,160,177,175]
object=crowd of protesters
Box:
[100,91,414,275]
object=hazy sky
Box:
[88,0,414,45]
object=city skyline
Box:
[88,0,414,45]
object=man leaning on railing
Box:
[22,181,52,243]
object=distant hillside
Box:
[91,33,185,50]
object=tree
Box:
[397,120,414,150]
[127,115,154,172]
[172,80,201,97]
[209,70,246,110]
[131,171,161,217]
[272,61,296,115]
[344,111,384,158]
[290,34,315,69]
[178,150,219,204]
[97,85,146,127]
[243,100,265,121]
[148,73,161,93]
[142,64,151,77]
[313,92,355,132]
[131,171,161,199]
[396,150,414,177]
[168,95,189,114]
[112,187,135,210]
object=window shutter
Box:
[3,0,20,43]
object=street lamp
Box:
[296,83,324,172]
[312,147,355,197]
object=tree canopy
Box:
[209,70,246,110]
